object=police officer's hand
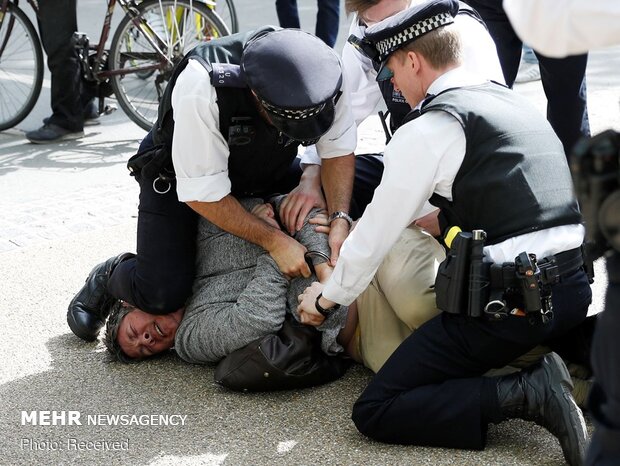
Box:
[268,234,312,279]
[297,281,326,327]
[328,219,350,266]
[280,165,326,235]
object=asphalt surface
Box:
[1,1,619,465]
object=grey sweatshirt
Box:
[175,197,347,364]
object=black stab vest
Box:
[377,2,487,132]
[405,83,582,245]
[153,27,300,196]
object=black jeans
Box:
[463,0,590,156]
[36,0,87,131]
[108,131,304,315]
[586,252,620,465]
[352,267,591,449]
[275,0,340,48]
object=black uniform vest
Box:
[406,82,582,245]
[377,2,486,132]
[153,27,300,196]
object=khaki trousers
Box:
[354,227,446,373]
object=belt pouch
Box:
[435,232,472,314]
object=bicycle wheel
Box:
[0,3,43,131]
[109,0,229,131]
[211,0,238,33]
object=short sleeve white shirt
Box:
[171,59,357,203]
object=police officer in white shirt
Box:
[297,2,591,463]
[287,0,505,373]
[67,28,357,341]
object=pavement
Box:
[1,1,619,465]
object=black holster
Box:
[435,231,472,315]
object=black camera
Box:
[571,130,620,259]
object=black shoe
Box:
[497,352,587,465]
[26,124,84,144]
[67,253,134,341]
[42,100,100,127]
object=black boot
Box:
[497,352,587,466]
[67,253,134,341]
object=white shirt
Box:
[323,67,584,305]
[171,59,357,203]
[300,7,505,167]
[504,0,620,58]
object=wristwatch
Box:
[315,293,340,317]
[328,211,353,228]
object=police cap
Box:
[241,29,342,143]
[365,0,459,80]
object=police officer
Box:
[67,28,356,341]
[297,2,590,464]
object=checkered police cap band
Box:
[259,98,327,120]
[376,11,454,61]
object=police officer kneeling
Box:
[67,28,356,340]
[296,1,591,464]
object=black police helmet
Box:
[242,29,342,143]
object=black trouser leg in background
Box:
[36,0,84,132]
[462,0,589,156]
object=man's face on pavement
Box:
[361,0,410,26]
[117,307,184,359]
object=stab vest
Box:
[377,2,487,132]
[153,27,300,196]
[405,82,582,245]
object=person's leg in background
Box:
[315,0,340,48]
[28,0,84,142]
[463,0,590,156]
[537,52,590,156]
[515,44,541,83]
[462,0,522,85]
[275,0,301,29]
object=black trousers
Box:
[36,0,86,131]
[352,267,591,449]
[463,0,590,156]
[586,252,620,465]
[274,0,340,48]
[107,132,304,315]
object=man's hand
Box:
[279,164,326,234]
[297,281,327,326]
[328,219,349,266]
[268,234,311,279]
[251,203,280,230]
[412,209,441,237]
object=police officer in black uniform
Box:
[66,28,357,341]
[296,2,591,464]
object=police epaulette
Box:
[210,63,246,88]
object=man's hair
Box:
[103,300,136,364]
[345,0,381,15]
[400,25,462,69]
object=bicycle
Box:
[0,0,237,132]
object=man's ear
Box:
[406,50,422,75]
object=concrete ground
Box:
[1,1,619,465]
